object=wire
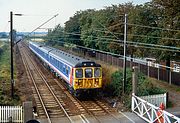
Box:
[127,23,180,32]
[91,16,120,40]
[92,28,180,41]
[29,14,59,35]
[44,31,180,51]
[43,35,180,52]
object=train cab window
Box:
[85,68,92,78]
[75,69,83,78]
[94,68,101,77]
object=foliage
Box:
[0,42,20,105]
[108,69,165,97]
[44,24,64,46]
[0,43,10,82]
[104,69,165,108]
[46,1,180,67]
[64,11,82,45]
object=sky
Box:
[0,0,150,32]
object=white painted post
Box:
[131,93,135,112]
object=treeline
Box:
[44,0,180,67]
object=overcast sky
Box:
[0,0,150,32]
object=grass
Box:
[0,41,20,105]
[149,78,180,93]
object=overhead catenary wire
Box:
[127,23,180,32]
[93,28,180,41]
[29,14,59,35]
[43,35,180,53]
[43,30,180,52]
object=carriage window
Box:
[94,68,101,77]
[85,68,92,78]
[63,65,66,73]
[66,66,69,75]
[75,69,83,78]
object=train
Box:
[29,41,102,96]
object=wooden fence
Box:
[0,106,23,123]
[94,51,180,86]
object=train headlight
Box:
[94,79,99,87]
[77,79,83,86]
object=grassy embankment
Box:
[0,41,20,105]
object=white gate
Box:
[0,106,23,123]
[132,93,180,123]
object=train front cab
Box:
[73,66,102,92]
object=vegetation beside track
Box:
[104,69,166,108]
[0,41,20,105]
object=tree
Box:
[45,24,64,46]
[64,11,82,45]
[152,0,180,66]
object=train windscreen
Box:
[85,68,92,78]
[75,69,83,78]
[94,68,101,77]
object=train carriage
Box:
[29,41,102,96]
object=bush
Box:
[107,69,132,96]
[104,69,166,108]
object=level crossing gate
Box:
[132,93,180,123]
[0,106,23,123]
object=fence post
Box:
[132,66,138,95]
[23,101,33,123]
[158,67,160,80]
[169,69,171,85]
[164,93,167,108]
[148,65,150,77]
[106,53,108,63]
[138,63,140,72]
[131,93,135,112]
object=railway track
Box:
[18,41,122,123]
[19,43,73,123]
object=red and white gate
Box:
[132,93,180,123]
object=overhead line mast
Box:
[123,14,128,95]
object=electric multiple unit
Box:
[29,41,102,95]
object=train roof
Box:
[29,41,100,67]
[29,41,54,53]
[49,49,92,67]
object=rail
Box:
[20,43,73,123]
[21,49,52,123]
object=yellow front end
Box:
[73,67,102,90]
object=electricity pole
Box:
[10,11,14,98]
[123,14,128,94]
